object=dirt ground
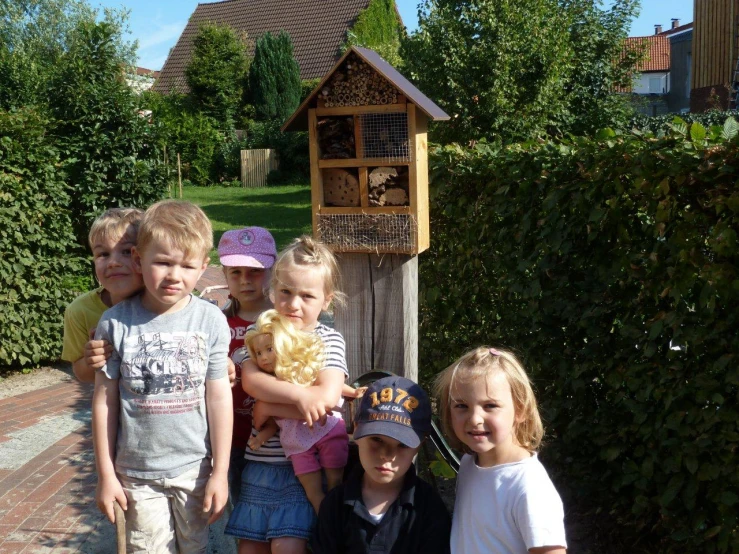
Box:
[0,363,76,399]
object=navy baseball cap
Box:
[353,376,432,448]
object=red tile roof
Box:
[623,35,671,72]
[136,67,160,78]
[153,0,378,94]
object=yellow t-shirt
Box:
[61,286,108,362]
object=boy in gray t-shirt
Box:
[92,200,233,553]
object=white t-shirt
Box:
[451,453,567,554]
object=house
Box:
[153,0,397,95]
[127,67,161,94]
[665,20,693,113]
[622,31,671,116]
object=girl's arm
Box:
[247,417,279,450]
[241,359,304,403]
[204,376,233,524]
[92,371,127,524]
[530,548,566,554]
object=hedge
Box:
[0,109,85,367]
[421,119,739,552]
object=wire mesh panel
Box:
[317,213,417,254]
[359,113,410,162]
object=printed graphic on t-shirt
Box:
[120,332,207,397]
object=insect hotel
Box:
[283,47,448,380]
[282,46,449,255]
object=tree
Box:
[185,23,250,127]
[0,0,134,109]
[48,19,167,247]
[344,0,403,68]
[249,31,301,122]
[401,0,642,144]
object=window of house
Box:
[649,77,662,94]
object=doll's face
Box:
[251,333,276,373]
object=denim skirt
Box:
[225,461,316,541]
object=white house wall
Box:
[632,72,670,95]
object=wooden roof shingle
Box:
[153,0,377,94]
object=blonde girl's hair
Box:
[271,235,346,310]
[244,309,325,386]
[88,207,144,250]
[137,200,213,261]
[434,346,544,453]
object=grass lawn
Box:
[181,183,312,257]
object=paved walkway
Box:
[0,268,235,553]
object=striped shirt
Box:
[243,322,348,463]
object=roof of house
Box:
[283,46,449,132]
[136,67,160,79]
[660,22,693,37]
[153,0,379,94]
[623,35,671,73]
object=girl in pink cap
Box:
[217,227,277,500]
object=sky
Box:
[85,0,695,71]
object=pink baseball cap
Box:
[218,227,276,269]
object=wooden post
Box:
[333,253,418,383]
[177,153,183,198]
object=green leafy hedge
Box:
[0,109,84,366]
[421,120,739,551]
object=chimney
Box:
[671,18,680,29]
[655,24,663,35]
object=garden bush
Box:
[421,119,739,552]
[0,109,85,367]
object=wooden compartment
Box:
[317,117,355,159]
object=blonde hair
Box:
[435,346,544,453]
[88,207,144,250]
[244,309,324,386]
[137,200,212,261]
[271,235,346,310]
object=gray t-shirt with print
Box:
[96,294,230,479]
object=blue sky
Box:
[87,0,694,71]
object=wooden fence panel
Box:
[240,149,279,188]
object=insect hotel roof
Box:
[283,46,448,255]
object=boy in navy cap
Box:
[312,376,451,554]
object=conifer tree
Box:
[249,31,301,122]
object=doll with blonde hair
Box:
[244,309,353,515]
[435,346,567,554]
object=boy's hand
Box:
[203,471,228,524]
[96,474,127,524]
[85,329,112,371]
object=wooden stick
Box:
[114,500,126,554]
[177,153,183,198]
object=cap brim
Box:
[353,420,421,448]
[219,254,275,268]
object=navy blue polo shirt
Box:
[311,464,451,554]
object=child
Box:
[92,200,233,553]
[225,235,348,554]
[218,227,276,496]
[62,207,144,383]
[244,309,349,514]
[435,347,567,554]
[312,375,452,554]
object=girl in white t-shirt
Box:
[435,347,567,554]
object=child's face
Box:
[356,435,419,488]
[133,239,208,315]
[224,266,268,308]
[92,230,143,305]
[450,371,524,468]
[251,333,276,373]
[272,264,332,331]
